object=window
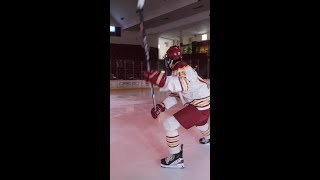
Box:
[202,34,207,41]
[110,26,121,36]
[110,26,115,32]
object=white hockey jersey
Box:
[160,61,210,111]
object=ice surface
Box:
[110,89,210,180]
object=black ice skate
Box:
[161,144,185,169]
[199,137,210,145]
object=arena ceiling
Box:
[110,0,210,40]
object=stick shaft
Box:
[138,9,156,109]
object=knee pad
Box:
[163,116,181,132]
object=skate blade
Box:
[200,143,210,145]
[161,163,185,169]
[200,141,210,145]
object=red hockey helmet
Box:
[166,46,182,61]
[163,46,182,70]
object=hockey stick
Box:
[137,0,156,109]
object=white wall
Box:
[182,32,210,45]
[146,34,159,48]
[158,37,173,59]
[173,40,180,46]
[195,32,210,42]
[182,36,196,45]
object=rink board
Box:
[110,79,210,90]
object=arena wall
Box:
[110,79,210,90]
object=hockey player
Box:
[143,46,210,169]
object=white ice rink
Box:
[110,89,210,180]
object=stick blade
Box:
[137,0,145,10]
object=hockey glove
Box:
[144,70,166,88]
[151,103,166,119]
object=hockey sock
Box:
[166,130,181,154]
[197,123,210,140]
